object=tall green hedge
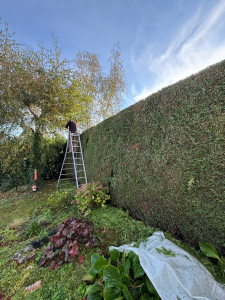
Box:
[81,60,225,254]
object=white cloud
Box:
[134,0,225,101]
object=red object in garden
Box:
[32,185,37,192]
[34,169,38,181]
[31,169,38,191]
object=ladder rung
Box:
[78,177,85,179]
[63,167,84,170]
[61,173,75,176]
[77,170,84,173]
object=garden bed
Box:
[0,180,224,299]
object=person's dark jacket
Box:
[65,121,77,133]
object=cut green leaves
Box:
[199,242,221,261]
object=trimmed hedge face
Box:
[81,60,225,255]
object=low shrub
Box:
[47,187,76,209]
[72,182,110,215]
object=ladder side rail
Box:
[71,132,79,159]
[56,133,69,190]
[70,131,79,189]
[78,134,87,183]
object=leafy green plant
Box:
[26,219,42,237]
[38,217,96,270]
[47,188,76,209]
[199,241,225,276]
[26,208,53,237]
[81,250,161,300]
[72,182,110,215]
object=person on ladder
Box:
[65,119,78,153]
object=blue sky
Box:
[1,0,225,109]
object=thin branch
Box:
[27,105,39,120]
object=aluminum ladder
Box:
[56,131,87,190]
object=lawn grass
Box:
[0,181,55,231]
[0,180,224,299]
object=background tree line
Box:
[0,20,126,189]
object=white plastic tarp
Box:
[109,232,225,300]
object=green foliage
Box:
[156,247,176,257]
[0,21,126,135]
[81,60,225,255]
[82,250,161,299]
[0,181,57,231]
[199,242,222,261]
[26,207,54,237]
[37,208,53,223]
[0,133,66,190]
[199,241,225,276]
[47,187,76,209]
[31,131,42,171]
[40,134,66,180]
[76,282,88,297]
[73,182,110,215]
[0,21,91,135]
[26,219,42,237]
[0,227,18,245]
[74,45,126,128]
[0,134,30,190]
[1,184,225,299]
